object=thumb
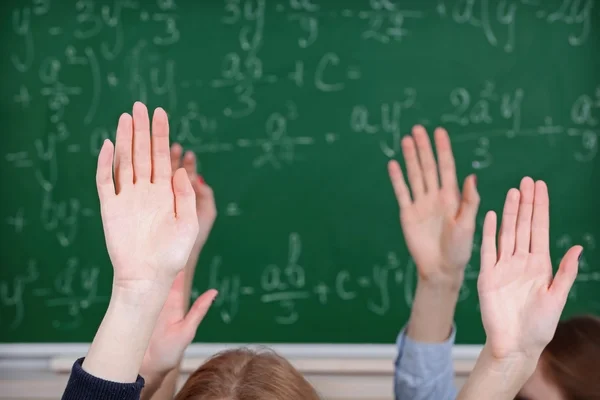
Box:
[550,245,582,302]
[181,289,218,343]
[456,174,480,229]
[173,168,197,222]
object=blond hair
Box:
[175,348,320,400]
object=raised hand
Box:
[478,178,582,360]
[140,144,217,399]
[82,102,199,383]
[169,143,217,262]
[388,125,479,286]
[96,103,199,290]
[140,272,217,394]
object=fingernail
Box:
[198,176,205,185]
[473,174,477,186]
[578,249,584,262]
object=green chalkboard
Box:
[1,0,599,345]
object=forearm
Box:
[141,367,179,400]
[458,345,537,400]
[406,276,462,342]
[83,283,170,382]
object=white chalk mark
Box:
[347,67,361,80]
[5,152,33,168]
[357,277,370,287]
[14,85,32,108]
[6,208,26,233]
[107,73,118,87]
[261,291,310,303]
[225,202,242,216]
[395,269,404,284]
[313,283,330,304]
[325,133,339,143]
[84,47,101,124]
[241,287,255,295]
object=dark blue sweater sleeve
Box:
[62,358,145,400]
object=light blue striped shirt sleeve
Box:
[394,326,458,400]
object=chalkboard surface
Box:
[1,0,599,345]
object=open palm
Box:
[142,271,217,376]
[478,178,582,360]
[96,103,199,288]
[388,126,479,283]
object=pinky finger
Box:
[480,211,498,270]
[96,139,115,201]
[388,160,412,209]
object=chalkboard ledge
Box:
[0,343,481,374]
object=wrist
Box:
[112,279,172,303]
[479,343,539,382]
[459,345,538,400]
[406,280,461,342]
[140,366,170,387]
[417,272,464,293]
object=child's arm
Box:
[389,126,479,400]
[458,179,582,400]
[140,146,218,400]
[62,102,200,399]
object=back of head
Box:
[175,348,320,400]
[542,315,600,400]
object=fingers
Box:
[151,107,172,182]
[401,136,425,199]
[434,127,459,195]
[170,143,183,174]
[498,189,520,258]
[530,180,550,254]
[456,174,480,230]
[181,289,218,342]
[195,181,217,220]
[132,102,151,182]
[183,150,199,185]
[173,168,197,221]
[412,125,439,192]
[113,113,133,193]
[96,140,115,201]
[480,211,498,270]
[550,245,582,302]
[514,177,535,254]
[387,160,412,209]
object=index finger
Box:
[388,160,412,209]
[530,180,550,254]
[434,127,459,195]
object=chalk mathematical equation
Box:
[0,258,107,330]
[198,232,600,326]
[2,1,599,336]
[350,83,600,162]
